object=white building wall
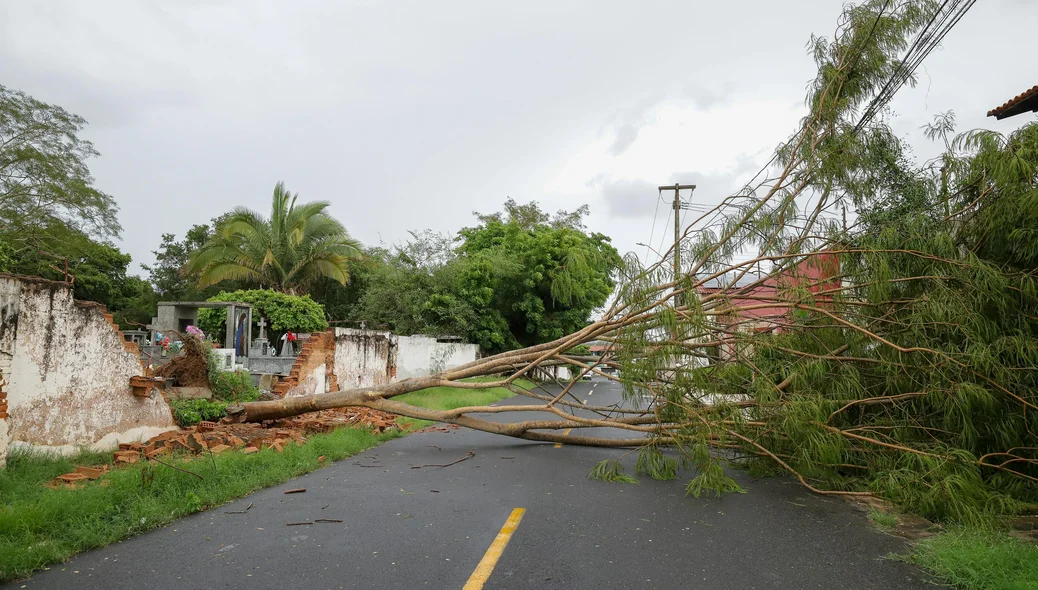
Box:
[394,335,479,379]
[333,328,395,388]
[0,275,176,466]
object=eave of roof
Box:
[988,85,1038,120]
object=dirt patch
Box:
[844,495,940,540]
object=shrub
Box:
[196,289,327,338]
[203,344,260,402]
[169,399,229,427]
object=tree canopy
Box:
[143,219,227,301]
[0,84,155,327]
[346,202,622,353]
[0,84,120,248]
[197,289,328,340]
[187,182,362,294]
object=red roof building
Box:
[695,253,839,357]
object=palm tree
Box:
[188,181,362,294]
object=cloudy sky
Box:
[2,0,1035,275]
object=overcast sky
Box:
[2,0,1036,276]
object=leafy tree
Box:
[457,201,622,350]
[197,289,328,344]
[187,181,362,294]
[143,218,229,301]
[0,85,120,248]
[0,85,156,327]
[306,252,381,323]
[347,203,621,353]
[473,197,590,231]
[0,222,156,328]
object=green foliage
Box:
[349,203,621,354]
[0,222,157,329]
[588,459,639,484]
[197,289,328,339]
[200,344,260,402]
[0,85,156,327]
[187,181,362,293]
[0,84,120,248]
[209,372,259,403]
[142,219,230,301]
[168,398,229,427]
[867,508,898,530]
[456,199,622,352]
[594,0,1038,522]
[685,462,746,498]
[903,527,1038,590]
[635,447,679,481]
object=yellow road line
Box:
[553,428,572,448]
[463,508,526,590]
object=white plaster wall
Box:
[284,362,327,398]
[1,276,175,462]
[394,335,479,379]
[333,328,394,388]
[0,277,24,467]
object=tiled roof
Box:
[988,85,1038,120]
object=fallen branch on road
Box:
[411,450,476,469]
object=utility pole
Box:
[657,183,696,306]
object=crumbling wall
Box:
[333,328,395,389]
[395,335,479,379]
[0,277,19,466]
[277,331,338,398]
[0,274,175,465]
[270,329,479,398]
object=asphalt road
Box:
[11,380,932,589]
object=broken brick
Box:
[196,420,217,433]
[242,446,259,455]
[146,446,169,459]
[209,444,231,454]
[115,453,138,465]
[185,433,209,452]
[74,466,105,480]
[58,473,90,483]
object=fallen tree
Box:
[231,0,1038,523]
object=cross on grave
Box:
[257,317,267,340]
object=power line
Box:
[855,0,976,132]
[657,201,673,263]
[644,190,664,263]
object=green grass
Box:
[394,376,532,411]
[868,507,898,530]
[394,376,532,428]
[902,528,1038,590]
[0,378,525,582]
